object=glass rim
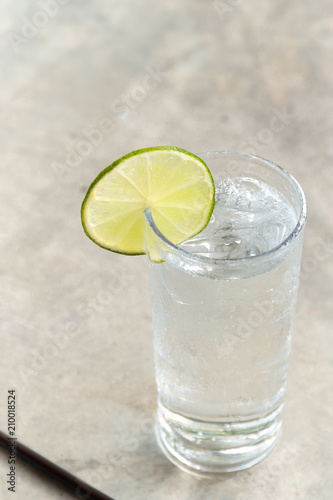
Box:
[144,151,308,266]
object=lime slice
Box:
[81,146,215,255]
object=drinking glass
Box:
[144,151,307,475]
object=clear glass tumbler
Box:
[144,151,307,475]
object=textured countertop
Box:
[0,1,332,499]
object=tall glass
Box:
[144,151,307,475]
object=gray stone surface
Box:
[1,1,332,498]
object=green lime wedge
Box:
[81,146,215,255]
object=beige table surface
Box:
[1,1,332,499]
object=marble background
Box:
[0,1,332,499]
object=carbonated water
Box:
[146,150,307,473]
[150,177,301,421]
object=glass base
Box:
[156,402,283,476]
